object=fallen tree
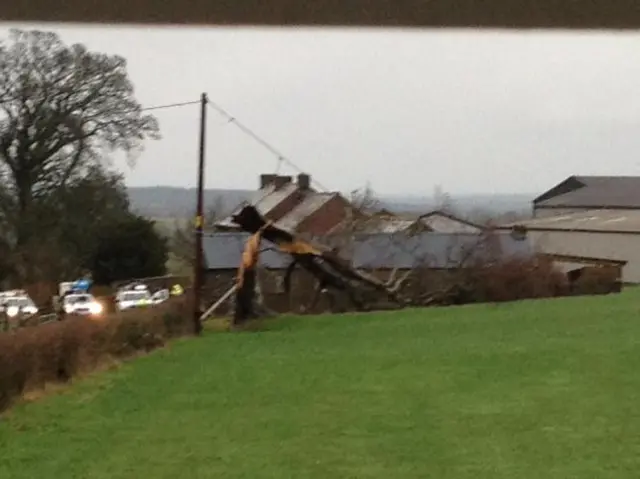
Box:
[229,205,406,324]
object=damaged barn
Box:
[201,206,535,321]
[223,205,404,324]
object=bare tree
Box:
[433,184,455,213]
[0,29,160,259]
[349,182,381,214]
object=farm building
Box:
[215,173,354,235]
[201,230,533,314]
[214,173,481,237]
[336,209,483,235]
[416,210,483,233]
[533,175,640,218]
[502,209,640,283]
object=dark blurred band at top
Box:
[3,0,640,30]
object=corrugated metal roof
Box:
[362,211,482,234]
[276,193,337,232]
[536,176,640,209]
[202,233,292,269]
[351,232,532,269]
[503,209,640,233]
[368,218,417,233]
[203,231,533,270]
[419,212,482,233]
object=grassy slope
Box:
[2,292,640,478]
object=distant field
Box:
[2,292,640,478]
[127,186,535,219]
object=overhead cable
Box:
[207,100,330,192]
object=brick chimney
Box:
[259,174,277,189]
[297,173,311,190]
[273,175,292,190]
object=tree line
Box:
[0,29,168,289]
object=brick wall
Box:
[297,194,353,235]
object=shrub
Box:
[412,255,626,306]
[405,255,570,306]
[571,266,622,296]
[465,255,570,303]
[24,281,56,310]
[0,296,192,412]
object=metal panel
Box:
[203,231,534,271]
[202,233,291,270]
[527,230,640,282]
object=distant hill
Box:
[127,187,254,218]
[127,186,534,220]
[380,193,534,217]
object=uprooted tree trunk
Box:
[232,269,276,325]
[234,267,257,325]
[232,228,263,326]
[230,205,406,322]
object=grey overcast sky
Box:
[2,24,640,196]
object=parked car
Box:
[62,293,103,317]
[116,284,152,311]
[0,289,32,302]
[0,290,38,313]
[0,295,38,318]
[150,288,170,305]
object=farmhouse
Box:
[533,175,640,218]
[215,173,353,235]
[502,209,640,283]
[214,173,482,238]
[201,230,533,314]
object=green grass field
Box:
[2,292,640,478]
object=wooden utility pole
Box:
[192,92,208,335]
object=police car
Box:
[62,293,103,316]
[0,290,38,318]
[116,283,152,311]
[150,288,170,305]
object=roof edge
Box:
[535,204,640,211]
[532,175,583,205]
[418,209,485,230]
[541,253,627,266]
[497,225,640,236]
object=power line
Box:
[207,100,330,192]
[138,98,331,191]
[141,100,200,112]
[2,98,201,113]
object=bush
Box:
[464,256,570,303]
[410,255,626,306]
[90,215,169,285]
[24,281,56,310]
[405,255,570,306]
[571,266,622,296]
[0,296,193,412]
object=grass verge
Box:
[1,291,640,478]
